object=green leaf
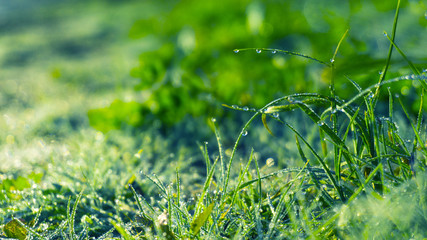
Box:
[4,219,28,240]
[191,202,215,235]
[88,100,144,133]
[28,172,43,183]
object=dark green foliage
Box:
[88,100,145,132]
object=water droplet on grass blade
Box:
[211,117,216,122]
[233,49,239,53]
[272,50,277,54]
[242,130,248,136]
[273,113,279,118]
[242,106,249,111]
[317,122,325,126]
[256,49,262,54]
[266,158,275,167]
[330,59,335,63]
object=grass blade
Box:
[234,48,330,66]
[191,202,215,235]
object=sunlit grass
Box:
[1,0,427,239]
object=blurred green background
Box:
[86,0,427,131]
[0,0,426,169]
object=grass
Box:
[1,0,427,239]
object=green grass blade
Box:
[129,184,146,218]
[253,154,264,239]
[191,202,215,235]
[374,0,401,102]
[175,168,181,207]
[195,156,219,217]
[212,119,226,187]
[262,113,275,136]
[234,47,330,66]
[383,31,422,76]
[331,29,349,64]
[110,220,134,240]
[397,96,427,155]
[223,112,260,195]
[230,149,254,206]
[344,75,362,92]
[67,189,84,240]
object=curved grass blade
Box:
[234,47,330,66]
[262,113,275,136]
[223,112,260,195]
[191,202,215,236]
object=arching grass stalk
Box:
[233,48,330,66]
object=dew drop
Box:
[383,32,388,37]
[272,112,279,118]
[272,50,277,54]
[266,158,275,167]
[423,69,427,73]
[330,59,335,63]
[317,122,325,126]
[256,49,262,54]
[204,141,209,145]
[378,71,383,75]
[232,105,239,109]
[242,106,249,111]
[233,49,239,53]
[242,130,248,136]
[211,117,216,122]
